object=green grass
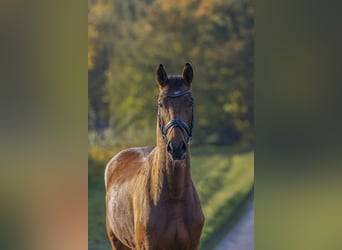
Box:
[191,146,254,249]
[88,145,254,250]
[88,159,109,250]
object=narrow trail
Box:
[214,196,254,250]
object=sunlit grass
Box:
[191,146,254,249]
[88,145,254,250]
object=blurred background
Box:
[88,0,254,249]
[4,1,342,250]
[88,0,254,148]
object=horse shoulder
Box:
[104,146,155,189]
[188,182,205,228]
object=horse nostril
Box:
[167,142,173,154]
[181,141,187,153]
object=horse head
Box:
[155,63,194,161]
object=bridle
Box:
[158,89,194,145]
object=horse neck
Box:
[149,127,191,203]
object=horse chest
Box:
[149,218,189,248]
[144,202,201,249]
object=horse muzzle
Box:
[166,140,187,160]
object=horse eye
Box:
[158,103,163,108]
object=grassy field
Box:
[88,145,254,250]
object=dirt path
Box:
[214,196,254,250]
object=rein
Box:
[158,89,193,145]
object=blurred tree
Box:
[88,0,254,147]
[88,0,110,131]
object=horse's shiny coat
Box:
[105,63,204,250]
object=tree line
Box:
[88,0,254,148]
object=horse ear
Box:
[181,63,193,87]
[156,64,168,87]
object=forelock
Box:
[166,76,185,92]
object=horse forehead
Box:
[165,76,187,92]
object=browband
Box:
[159,89,191,98]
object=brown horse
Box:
[104,63,204,250]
